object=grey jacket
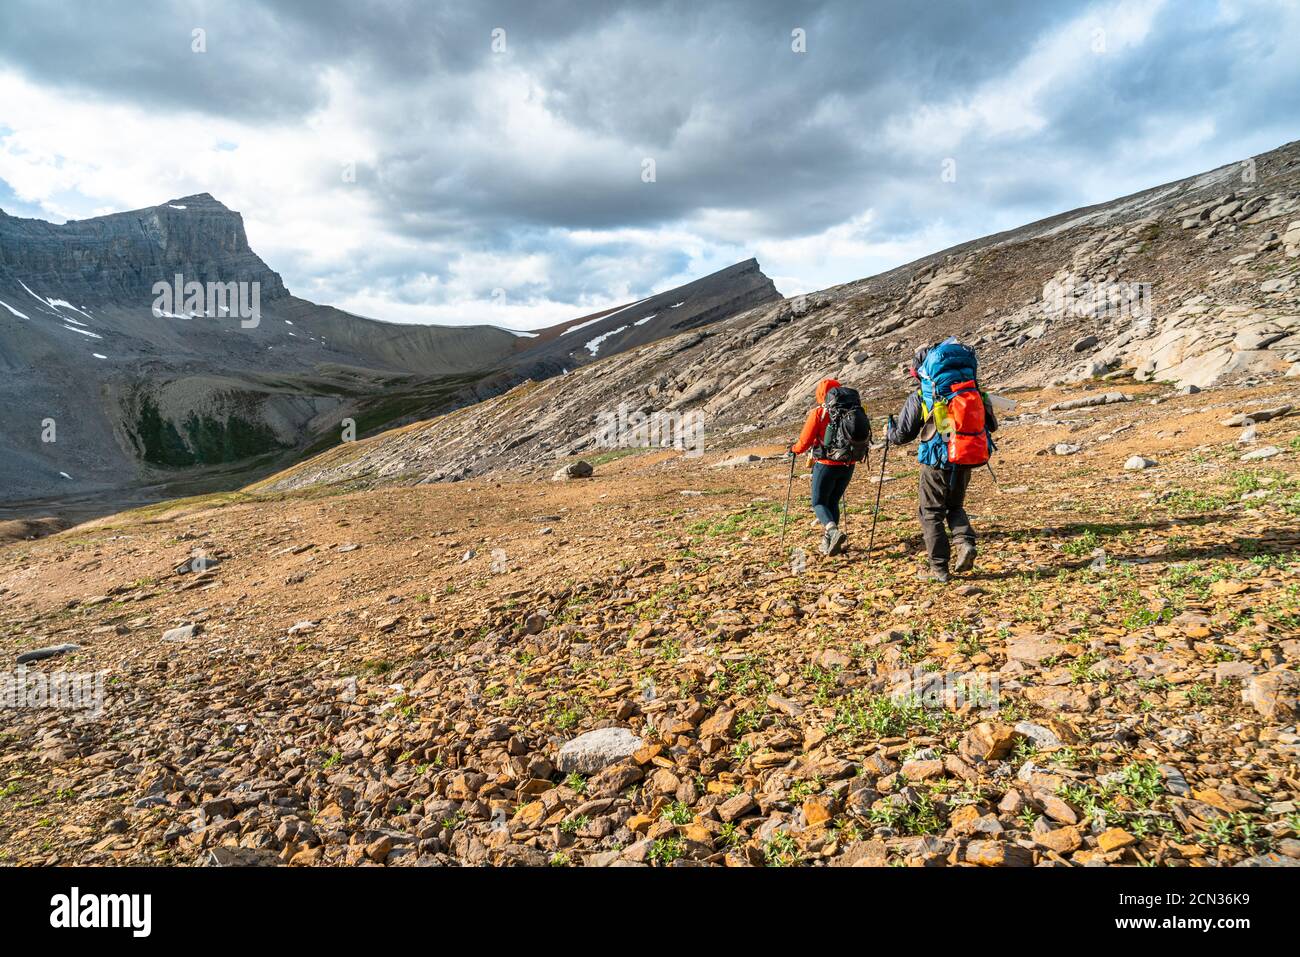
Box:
[887,390,998,446]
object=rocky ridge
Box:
[265,140,1300,495]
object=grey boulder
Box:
[556,727,644,775]
[16,643,81,664]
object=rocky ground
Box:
[1,378,1298,867]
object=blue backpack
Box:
[916,339,985,469]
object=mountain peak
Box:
[0,193,287,302]
[157,192,226,210]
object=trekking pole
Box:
[985,461,1001,491]
[867,422,891,559]
[779,449,796,551]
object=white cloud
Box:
[2,0,1298,332]
[884,0,1167,155]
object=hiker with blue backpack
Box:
[886,339,997,583]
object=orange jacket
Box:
[791,378,850,466]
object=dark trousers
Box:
[811,462,854,526]
[918,464,974,568]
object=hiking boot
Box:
[953,543,976,573]
[917,566,950,583]
[820,524,838,556]
[826,527,847,556]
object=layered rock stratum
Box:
[0,196,776,509]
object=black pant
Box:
[810,462,854,526]
[918,464,974,569]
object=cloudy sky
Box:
[1,0,1297,329]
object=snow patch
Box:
[585,324,629,356]
[63,325,103,339]
[48,298,94,321]
[0,299,30,320]
[634,314,656,326]
[17,281,96,322]
[498,327,540,338]
[18,280,48,305]
[563,297,647,335]
[168,204,187,210]
[92,353,107,359]
[59,472,72,480]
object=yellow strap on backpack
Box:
[918,388,954,437]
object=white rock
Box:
[1240,445,1282,462]
[1014,721,1061,749]
[1125,455,1156,470]
[714,454,763,468]
[552,460,594,481]
[556,727,644,774]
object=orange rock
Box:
[947,804,982,835]
[1036,826,1082,854]
[1210,580,1248,597]
[1097,827,1136,852]
[1193,788,1234,812]
[681,823,713,844]
[289,846,323,866]
[965,840,1035,866]
[802,797,834,827]
[514,801,546,827]
[965,721,1021,760]
[632,743,663,765]
[699,708,737,738]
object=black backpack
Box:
[818,386,872,463]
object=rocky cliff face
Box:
[0,193,288,304]
[266,139,1300,493]
[511,257,780,375]
[0,195,778,511]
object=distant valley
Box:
[0,194,778,516]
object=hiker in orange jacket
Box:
[790,377,855,555]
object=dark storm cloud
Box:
[2,0,1298,319]
[0,0,328,119]
[0,0,1086,234]
[0,0,633,121]
[357,0,1088,240]
[1038,1,1300,155]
